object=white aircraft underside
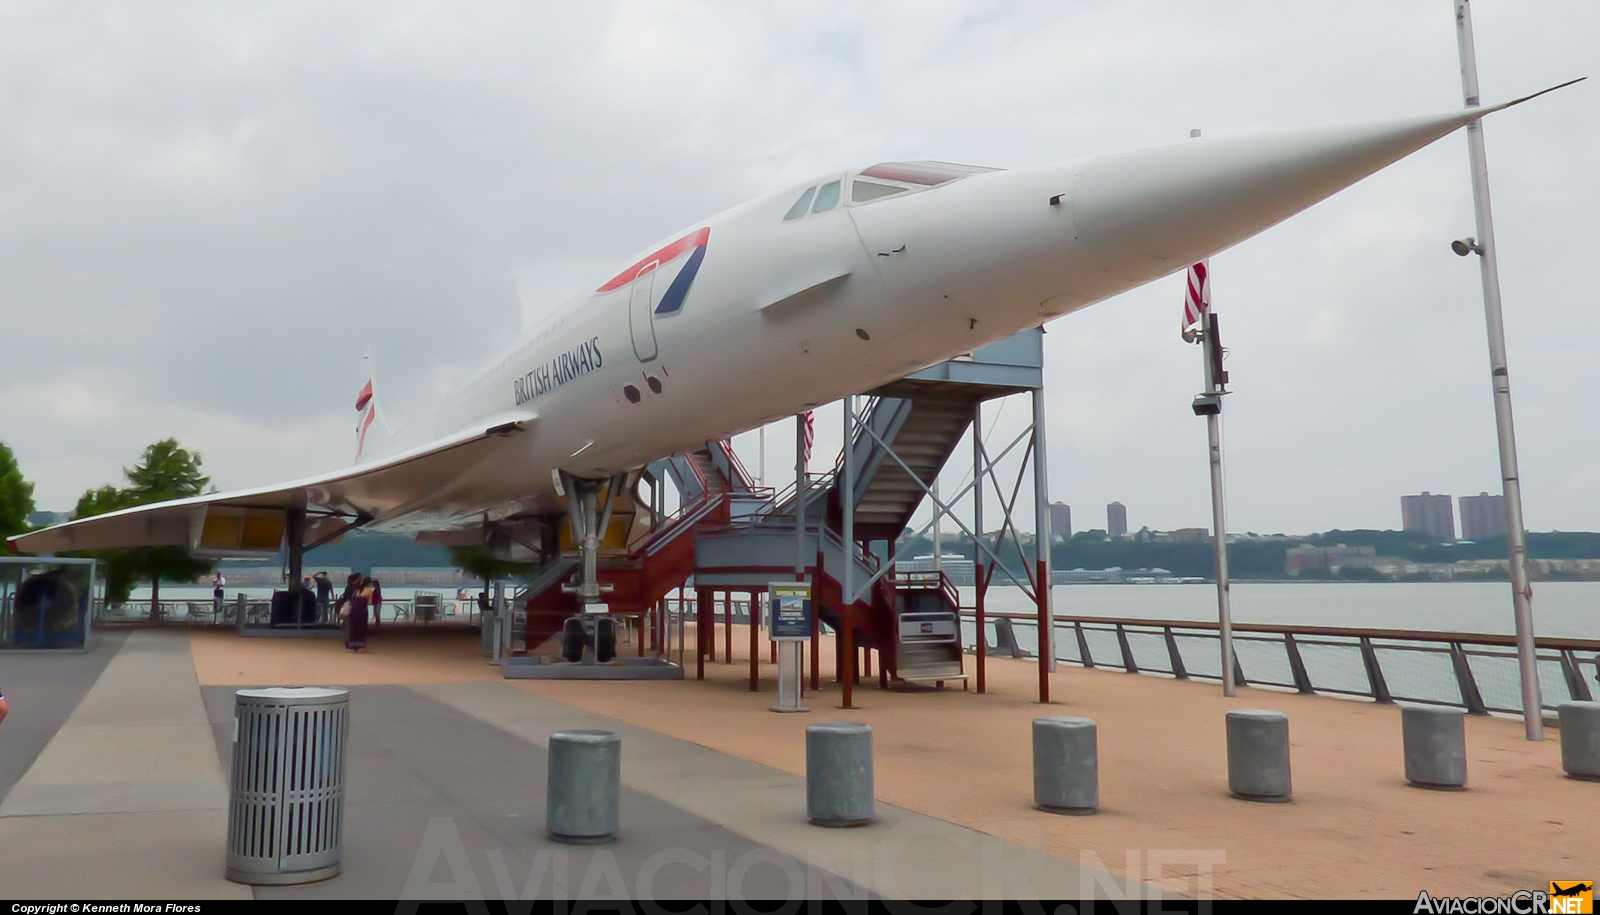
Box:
[8,87,1574,556]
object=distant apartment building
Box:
[1106,502,1128,538]
[1048,502,1072,541]
[1401,492,1456,541]
[1458,492,1507,540]
[1170,527,1210,543]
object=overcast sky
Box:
[2,1,1595,535]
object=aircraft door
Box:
[629,262,659,362]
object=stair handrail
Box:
[889,569,961,611]
[818,520,881,577]
[639,491,725,559]
[756,470,835,520]
[711,439,770,495]
[684,448,710,492]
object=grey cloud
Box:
[1,0,1596,535]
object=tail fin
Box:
[354,352,394,463]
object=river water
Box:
[131,580,1599,639]
[967,581,1599,640]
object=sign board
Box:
[768,582,812,641]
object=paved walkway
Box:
[0,630,250,898]
[187,621,1597,899]
[1,627,1137,901]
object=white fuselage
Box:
[6,100,1553,557]
[353,103,1515,531]
[371,160,1107,526]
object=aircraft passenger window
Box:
[851,180,909,203]
[784,187,816,221]
[812,180,841,213]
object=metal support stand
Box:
[1031,388,1053,700]
[493,581,506,664]
[1192,307,1235,697]
[1454,0,1543,741]
[559,472,623,610]
[974,402,986,695]
[841,396,856,710]
[772,641,809,712]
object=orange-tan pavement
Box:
[186,622,1597,899]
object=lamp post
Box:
[1453,0,1542,741]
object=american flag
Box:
[1181,260,1210,343]
[802,410,815,464]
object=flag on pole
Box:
[802,410,815,464]
[1181,259,1210,343]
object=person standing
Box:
[370,578,384,628]
[212,571,226,617]
[314,572,334,621]
[344,578,372,652]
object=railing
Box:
[758,471,836,523]
[890,571,961,613]
[640,492,725,558]
[97,596,486,628]
[962,611,1600,716]
[714,439,768,495]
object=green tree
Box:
[0,440,36,539]
[73,439,215,618]
[447,545,539,594]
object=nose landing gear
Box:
[556,470,627,665]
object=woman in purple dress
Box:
[345,578,372,652]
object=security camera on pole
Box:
[1183,255,1236,697]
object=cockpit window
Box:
[859,160,998,186]
[812,180,841,213]
[851,180,909,203]
[784,187,816,221]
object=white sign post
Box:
[768,582,812,713]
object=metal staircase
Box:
[841,396,974,543]
[506,329,1045,688]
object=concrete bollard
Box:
[1033,717,1098,814]
[1226,709,1291,801]
[1402,705,1467,789]
[807,722,874,827]
[1558,701,1600,781]
[546,730,621,843]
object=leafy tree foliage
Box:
[72,439,215,616]
[0,440,35,539]
[447,546,539,590]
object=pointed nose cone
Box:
[1070,108,1490,284]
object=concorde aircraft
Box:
[8,83,1579,609]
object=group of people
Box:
[333,572,383,652]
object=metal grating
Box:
[226,688,348,884]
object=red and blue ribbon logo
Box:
[597,226,709,315]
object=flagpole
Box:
[1194,316,1235,697]
[1202,350,1235,698]
[1184,246,1235,697]
[1454,0,1542,740]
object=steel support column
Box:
[749,590,760,691]
[1031,388,1052,703]
[841,395,856,710]
[973,401,987,694]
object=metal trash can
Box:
[226,687,350,885]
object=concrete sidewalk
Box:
[0,630,250,898]
[2,627,1138,901]
[423,680,1135,901]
